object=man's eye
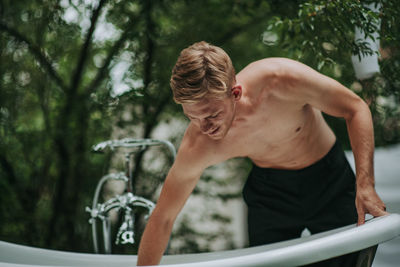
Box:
[210,113,219,118]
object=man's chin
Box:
[209,134,224,140]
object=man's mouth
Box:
[209,127,220,136]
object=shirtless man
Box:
[137,41,387,266]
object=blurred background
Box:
[0,0,399,264]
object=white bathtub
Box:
[1,214,400,267]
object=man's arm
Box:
[342,96,387,225]
[137,134,207,266]
[269,58,387,224]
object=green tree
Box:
[0,0,272,253]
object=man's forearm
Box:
[346,100,387,224]
[345,100,375,187]
[137,211,173,266]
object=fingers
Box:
[357,205,388,226]
[368,201,388,216]
[381,211,390,216]
[355,191,388,225]
[357,210,365,226]
[373,206,389,217]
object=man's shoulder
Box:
[249,58,317,80]
[245,57,297,70]
[239,58,303,84]
[180,125,216,157]
[238,58,300,96]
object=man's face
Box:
[182,95,237,140]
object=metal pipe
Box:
[92,138,177,160]
[87,172,128,253]
[102,217,111,254]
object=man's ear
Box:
[231,84,242,100]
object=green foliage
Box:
[265,1,381,66]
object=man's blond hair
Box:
[170,41,236,104]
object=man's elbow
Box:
[344,98,372,126]
[345,98,371,122]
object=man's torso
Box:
[183,58,337,170]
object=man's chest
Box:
[221,102,319,163]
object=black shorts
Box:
[243,140,358,266]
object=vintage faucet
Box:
[86,138,176,254]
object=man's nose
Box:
[200,120,212,134]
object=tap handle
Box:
[115,221,135,245]
[120,231,135,245]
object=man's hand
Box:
[355,184,388,225]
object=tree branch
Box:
[0,154,18,189]
[70,0,108,93]
[142,0,155,117]
[131,0,156,191]
[86,21,138,95]
[0,22,67,93]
